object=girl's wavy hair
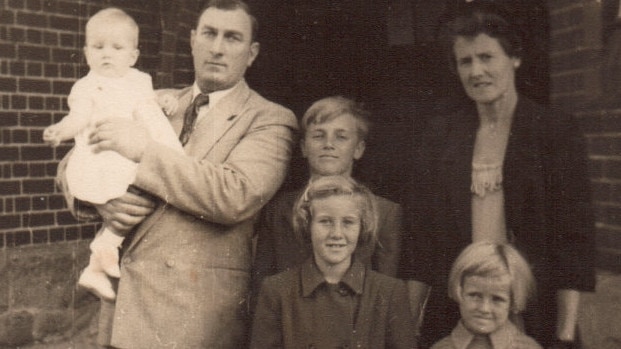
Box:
[292,175,377,251]
[448,241,536,314]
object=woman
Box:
[403,2,595,348]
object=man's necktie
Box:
[179,93,209,145]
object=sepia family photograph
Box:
[0,0,620,348]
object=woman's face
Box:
[453,33,520,105]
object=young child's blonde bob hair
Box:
[292,175,377,251]
[448,241,536,313]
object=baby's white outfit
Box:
[65,68,183,204]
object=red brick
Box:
[49,227,64,242]
[0,112,18,126]
[11,129,28,143]
[59,33,76,47]
[595,205,621,226]
[551,29,584,53]
[52,80,73,95]
[8,231,32,246]
[8,0,24,9]
[15,197,31,211]
[5,197,14,211]
[588,137,621,156]
[550,6,584,31]
[32,229,48,244]
[56,211,77,225]
[0,10,15,24]
[9,27,25,42]
[16,12,47,27]
[21,146,53,161]
[43,32,58,46]
[12,163,28,177]
[29,96,44,110]
[44,63,59,77]
[49,15,79,31]
[26,63,42,77]
[22,178,55,193]
[0,147,19,161]
[26,29,42,44]
[48,195,65,209]
[11,95,26,109]
[81,225,97,240]
[607,159,621,180]
[0,214,20,229]
[0,77,17,92]
[26,0,43,11]
[29,129,44,145]
[65,226,79,240]
[10,61,25,76]
[0,180,20,195]
[45,97,61,111]
[18,45,50,61]
[52,48,80,63]
[29,164,46,178]
[20,112,52,127]
[19,78,51,93]
[57,2,85,16]
[24,212,54,227]
[59,64,75,78]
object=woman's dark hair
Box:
[439,1,523,72]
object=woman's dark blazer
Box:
[403,96,596,348]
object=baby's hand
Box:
[158,94,179,116]
[43,126,62,146]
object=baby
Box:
[432,242,542,349]
[43,8,182,301]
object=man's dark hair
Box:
[197,0,258,42]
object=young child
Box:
[431,242,542,349]
[43,8,183,301]
[251,175,416,349]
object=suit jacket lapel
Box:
[184,80,251,158]
[126,87,196,250]
[126,82,252,251]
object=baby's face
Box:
[84,23,138,78]
[459,274,511,335]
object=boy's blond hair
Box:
[301,96,371,142]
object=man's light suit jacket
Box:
[59,80,298,349]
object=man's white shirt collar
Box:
[191,80,239,114]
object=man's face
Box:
[191,7,259,92]
[302,114,365,178]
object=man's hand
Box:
[94,191,156,235]
[89,118,150,162]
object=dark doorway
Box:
[247,0,549,206]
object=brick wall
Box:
[0,0,199,249]
[549,0,621,271]
[0,0,198,345]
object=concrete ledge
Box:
[579,269,621,349]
